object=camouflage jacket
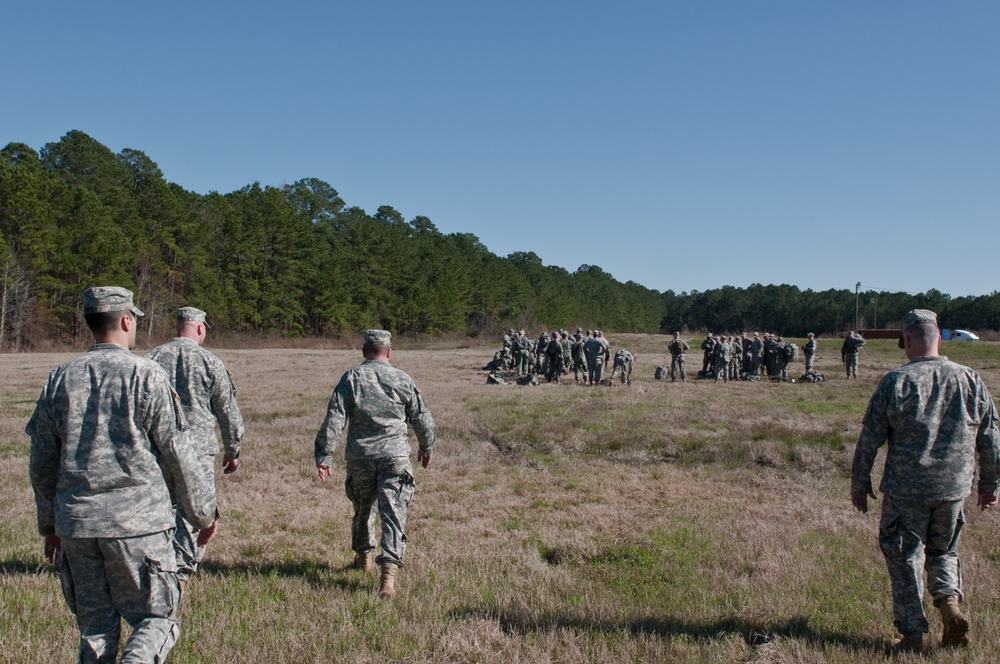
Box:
[851,356,1000,501]
[803,338,816,356]
[27,344,216,538]
[668,339,689,356]
[146,337,244,458]
[584,336,610,362]
[314,359,435,467]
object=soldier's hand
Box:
[44,534,61,565]
[978,492,998,511]
[223,455,239,474]
[418,451,431,469]
[317,464,332,481]
[196,519,218,547]
[852,490,877,513]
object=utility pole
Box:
[855,282,861,332]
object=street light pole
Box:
[855,282,861,332]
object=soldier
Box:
[803,332,817,376]
[667,332,689,382]
[28,286,217,662]
[740,334,752,379]
[147,306,245,585]
[728,336,741,381]
[545,332,564,382]
[851,309,1000,655]
[610,349,635,385]
[700,333,716,376]
[314,330,435,598]
[560,330,572,375]
[584,330,610,385]
[571,331,588,383]
[775,336,789,380]
[712,335,731,382]
[511,329,530,376]
[842,330,866,379]
[536,331,550,375]
[750,332,763,377]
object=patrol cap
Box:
[577,327,582,333]
[363,329,392,347]
[83,286,144,317]
[899,309,938,348]
[177,306,210,327]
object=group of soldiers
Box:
[486,328,635,385]
[28,287,431,662]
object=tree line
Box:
[2,131,998,350]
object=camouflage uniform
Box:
[803,335,817,375]
[146,307,245,580]
[852,351,1000,640]
[511,330,530,375]
[314,331,435,568]
[610,349,635,385]
[27,287,216,664]
[700,334,716,375]
[667,334,689,382]
[712,338,731,382]
[545,336,564,382]
[750,334,763,377]
[584,332,610,384]
[570,334,588,383]
[536,332,550,375]
[842,332,866,379]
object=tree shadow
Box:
[451,605,886,654]
[199,559,372,592]
[1,557,57,576]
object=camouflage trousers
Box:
[670,354,685,381]
[610,360,632,385]
[804,353,815,375]
[345,457,416,567]
[879,494,965,637]
[845,354,859,378]
[572,358,588,383]
[713,359,728,382]
[59,530,180,664]
[587,357,604,384]
[174,453,218,580]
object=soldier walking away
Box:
[147,306,245,587]
[851,309,1000,656]
[28,286,217,663]
[667,332,689,382]
[314,330,435,598]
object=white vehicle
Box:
[951,329,980,341]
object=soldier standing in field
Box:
[28,287,217,662]
[147,306,244,585]
[750,332,763,377]
[584,330,610,385]
[700,333,716,376]
[315,330,435,598]
[851,309,1000,655]
[842,330,866,379]
[803,332,817,376]
[667,331,689,382]
[712,335,731,382]
[571,331,588,383]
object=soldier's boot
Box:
[938,596,969,648]
[378,562,400,598]
[889,634,923,656]
[351,551,376,574]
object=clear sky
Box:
[5,2,999,298]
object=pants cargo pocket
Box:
[143,556,178,618]
[57,551,77,615]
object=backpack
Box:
[654,366,668,380]
[783,343,799,362]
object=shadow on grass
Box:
[452,606,885,653]
[1,557,56,576]
[200,559,372,592]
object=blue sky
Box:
[5,3,998,297]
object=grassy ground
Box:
[2,337,1000,663]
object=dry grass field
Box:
[4,335,1000,663]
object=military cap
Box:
[83,286,144,317]
[899,309,938,348]
[807,332,814,338]
[177,306,210,327]
[577,327,583,333]
[363,329,392,347]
